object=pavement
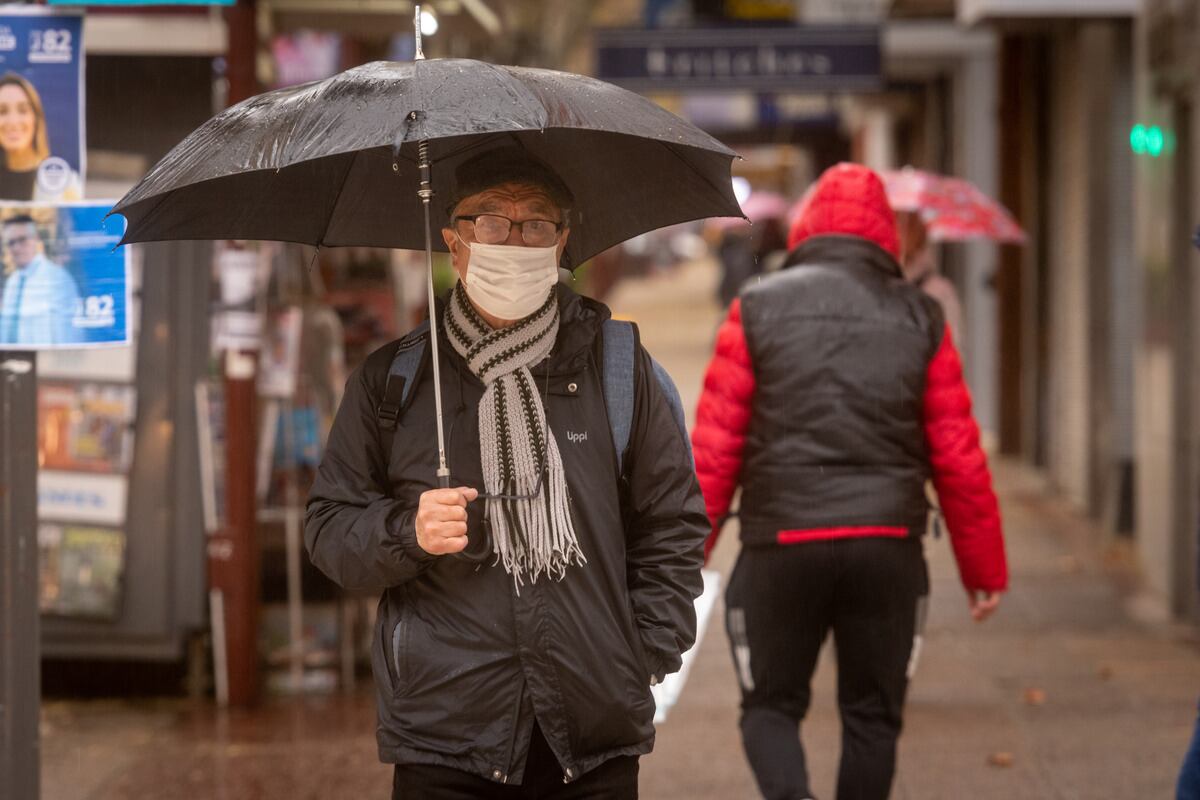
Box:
[41,258,1200,799]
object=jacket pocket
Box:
[625,606,654,683]
[375,597,396,695]
[379,594,409,696]
[390,616,408,692]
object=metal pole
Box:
[281,396,304,689]
[418,141,451,489]
[0,352,39,800]
[217,349,260,707]
[214,0,262,709]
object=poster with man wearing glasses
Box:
[0,202,129,349]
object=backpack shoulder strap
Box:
[601,318,693,476]
[376,319,431,457]
[602,319,636,476]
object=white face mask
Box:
[461,239,560,321]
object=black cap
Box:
[446,146,574,218]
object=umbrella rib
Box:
[318,149,361,247]
[657,139,742,217]
[115,188,176,246]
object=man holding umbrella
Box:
[305,146,707,798]
[109,45,741,798]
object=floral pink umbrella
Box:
[882,167,1026,244]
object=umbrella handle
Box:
[418,138,452,488]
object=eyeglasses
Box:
[4,235,30,249]
[454,214,564,248]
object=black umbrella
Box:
[111,60,742,266]
[111,47,742,485]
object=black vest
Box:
[737,235,945,545]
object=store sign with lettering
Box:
[594,25,881,92]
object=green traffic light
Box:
[1131,123,1173,157]
[1131,124,1147,154]
[1147,126,1165,157]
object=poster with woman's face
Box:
[0,8,82,203]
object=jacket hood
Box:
[781,234,903,280]
[788,163,900,259]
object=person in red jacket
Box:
[692,162,1007,800]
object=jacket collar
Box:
[552,281,609,364]
[437,280,609,379]
[782,235,904,279]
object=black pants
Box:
[391,724,638,799]
[725,538,927,800]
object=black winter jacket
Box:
[737,236,945,543]
[304,285,707,786]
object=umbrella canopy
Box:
[881,167,1026,244]
[111,59,743,268]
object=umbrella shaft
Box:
[422,189,450,488]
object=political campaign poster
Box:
[0,202,130,349]
[39,245,141,379]
[0,7,84,202]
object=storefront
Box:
[1134,0,1200,622]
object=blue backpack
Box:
[375,318,691,477]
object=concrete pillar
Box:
[0,353,39,800]
[954,51,1000,440]
[1102,23,1137,534]
[861,106,896,172]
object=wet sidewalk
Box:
[43,259,1200,799]
[625,259,1200,799]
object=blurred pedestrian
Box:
[716,226,757,307]
[305,147,706,799]
[692,163,1008,800]
[752,216,788,274]
[897,209,963,349]
[1179,699,1200,799]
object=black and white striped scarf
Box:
[445,281,585,587]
